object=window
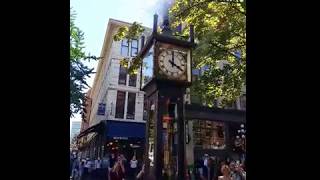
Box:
[118,64,127,85]
[115,91,126,118]
[128,74,137,87]
[131,39,139,57]
[142,45,154,88]
[121,39,129,56]
[126,93,136,119]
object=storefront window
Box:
[193,120,226,149]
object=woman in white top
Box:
[129,155,138,179]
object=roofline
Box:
[90,18,151,98]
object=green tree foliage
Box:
[170,0,246,107]
[70,9,100,117]
[113,0,245,107]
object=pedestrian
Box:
[109,153,116,170]
[82,158,90,180]
[119,153,129,178]
[101,155,109,180]
[108,153,116,180]
[217,160,226,178]
[218,164,232,180]
[199,157,215,180]
[203,154,209,167]
[230,162,246,180]
[71,157,80,180]
[70,153,74,178]
[95,157,102,179]
[194,158,203,179]
[110,158,125,180]
[129,155,138,179]
[78,159,85,180]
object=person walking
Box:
[70,153,74,178]
[82,158,90,180]
[129,155,138,179]
[110,158,125,180]
[95,157,102,179]
[71,157,80,180]
[78,159,85,180]
[108,153,117,180]
[200,157,215,180]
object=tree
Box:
[70,9,100,117]
[113,0,246,107]
[170,0,246,107]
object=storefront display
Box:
[193,120,226,149]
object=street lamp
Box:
[235,123,246,163]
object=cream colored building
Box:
[89,19,152,127]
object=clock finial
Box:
[161,15,172,36]
[153,14,158,34]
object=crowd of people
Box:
[70,152,245,180]
[70,152,144,180]
[194,154,246,180]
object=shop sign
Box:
[97,103,106,115]
[113,137,128,140]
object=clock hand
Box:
[172,51,175,65]
[173,63,183,71]
[169,59,175,67]
[169,61,183,71]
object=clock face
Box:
[158,50,187,78]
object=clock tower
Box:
[138,14,195,180]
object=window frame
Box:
[121,39,129,57]
[128,73,137,87]
[118,64,128,85]
[130,39,139,57]
[126,92,136,119]
[115,91,126,118]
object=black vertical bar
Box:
[177,89,186,179]
[155,92,164,180]
[143,97,150,175]
[153,14,158,35]
[189,25,194,44]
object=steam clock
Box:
[137,14,195,179]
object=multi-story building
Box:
[78,19,152,159]
[70,121,81,142]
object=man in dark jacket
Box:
[200,157,215,180]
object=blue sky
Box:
[70,0,162,130]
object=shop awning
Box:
[77,121,105,139]
[106,121,145,139]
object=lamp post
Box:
[235,124,246,163]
